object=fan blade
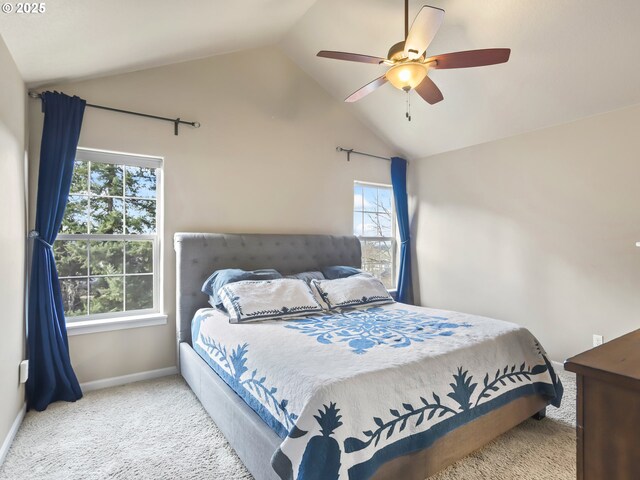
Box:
[345,75,388,103]
[317,51,385,65]
[404,6,445,60]
[415,75,443,105]
[426,48,511,69]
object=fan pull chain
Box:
[405,90,412,121]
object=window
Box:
[353,182,396,290]
[55,148,162,323]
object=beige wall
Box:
[28,47,396,383]
[411,105,640,362]
[0,36,27,445]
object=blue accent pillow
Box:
[201,268,282,309]
[321,265,361,280]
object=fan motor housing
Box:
[387,41,407,61]
[388,41,426,63]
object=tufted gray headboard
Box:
[174,233,362,345]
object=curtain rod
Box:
[336,147,392,162]
[28,91,201,136]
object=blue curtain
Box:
[391,157,413,304]
[27,92,86,411]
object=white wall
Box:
[28,46,396,383]
[0,35,27,447]
[411,104,640,362]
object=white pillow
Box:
[218,278,324,323]
[311,273,394,310]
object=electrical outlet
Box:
[19,360,28,384]
[592,335,604,347]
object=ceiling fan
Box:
[317,1,511,109]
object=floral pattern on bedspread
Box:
[284,306,471,353]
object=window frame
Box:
[56,147,164,331]
[353,181,398,290]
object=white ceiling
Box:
[2,0,640,158]
[0,0,317,86]
[283,0,640,158]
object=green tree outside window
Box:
[56,155,159,319]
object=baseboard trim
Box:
[80,366,178,392]
[0,403,26,466]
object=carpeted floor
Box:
[0,370,576,480]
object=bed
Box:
[174,233,563,480]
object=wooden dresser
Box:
[564,329,640,480]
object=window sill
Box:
[66,313,167,336]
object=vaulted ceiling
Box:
[282,0,640,157]
[2,0,640,158]
[0,0,317,84]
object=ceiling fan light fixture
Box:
[316,3,511,107]
[386,62,428,91]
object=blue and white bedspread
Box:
[192,303,563,480]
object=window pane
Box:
[355,183,396,290]
[362,262,394,290]
[362,240,392,265]
[70,160,89,194]
[89,276,124,314]
[89,241,124,276]
[379,212,392,237]
[125,240,153,274]
[90,163,123,197]
[125,275,153,311]
[54,240,88,277]
[126,199,156,234]
[353,183,363,211]
[363,186,377,212]
[378,188,392,214]
[379,263,394,289]
[59,154,161,318]
[60,278,88,317]
[361,240,394,289]
[61,195,89,234]
[353,212,363,236]
[363,212,380,236]
[90,197,124,234]
[379,240,394,263]
[126,166,156,198]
